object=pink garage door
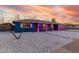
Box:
[58,24,65,30]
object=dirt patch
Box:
[63,39,79,53]
[54,48,72,53]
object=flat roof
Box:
[13,19,53,24]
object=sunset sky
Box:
[0,5,79,24]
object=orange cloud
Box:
[0,5,79,24]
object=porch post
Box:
[46,24,48,31]
[37,23,40,32]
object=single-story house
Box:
[12,19,53,32]
[12,19,65,32]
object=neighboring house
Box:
[65,25,79,29]
[0,23,13,31]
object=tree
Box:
[16,14,19,20]
[0,12,4,24]
[51,18,57,24]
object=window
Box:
[42,24,46,30]
[20,22,31,28]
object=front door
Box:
[54,24,58,30]
[33,23,38,31]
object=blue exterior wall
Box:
[14,22,35,32]
[14,22,21,32]
[14,22,54,32]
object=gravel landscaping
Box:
[0,31,79,53]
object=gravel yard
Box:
[0,31,79,53]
